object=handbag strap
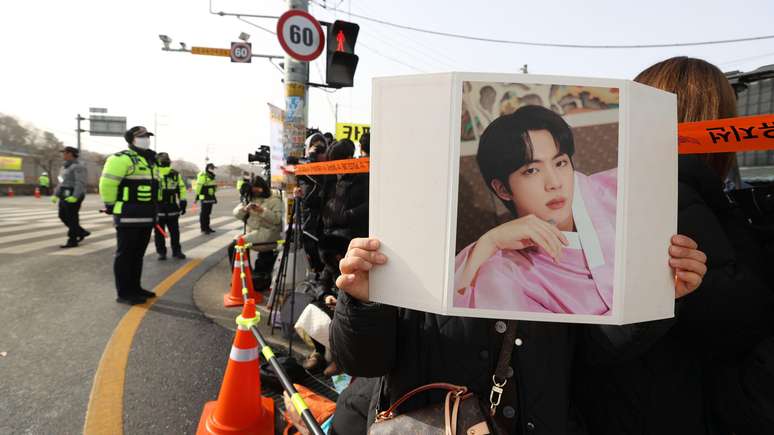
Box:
[375,383,468,421]
[489,320,518,416]
[444,391,462,435]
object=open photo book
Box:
[368,72,677,325]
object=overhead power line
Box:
[237,16,275,35]
[310,0,774,49]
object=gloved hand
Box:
[104,204,114,215]
[64,196,78,203]
[179,199,187,215]
[50,196,58,204]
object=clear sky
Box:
[1,0,773,167]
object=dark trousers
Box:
[114,226,152,298]
[58,199,86,242]
[154,216,181,255]
[200,202,213,231]
[226,241,276,274]
[302,235,325,274]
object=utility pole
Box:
[75,114,86,152]
[284,0,310,160]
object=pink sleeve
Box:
[453,244,477,308]
[454,245,550,312]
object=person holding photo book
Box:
[332,231,705,435]
[453,105,617,314]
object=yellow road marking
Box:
[83,259,202,435]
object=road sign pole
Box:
[75,114,86,152]
[284,0,309,161]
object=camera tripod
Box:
[265,195,307,373]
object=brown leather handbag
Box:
[369,383,491,435]
[368,320,518,435]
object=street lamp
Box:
[159,34,172,50]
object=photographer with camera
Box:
[228,176,282,282]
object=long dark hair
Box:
[634,56,738,179]
[252,176,271,198]
[477,105,575,215]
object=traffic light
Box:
[326,20,359,88]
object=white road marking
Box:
[51,216,235,256]
[185,228,242,258]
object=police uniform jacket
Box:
[156,166,187,218]
[98,149,157,227]
[195,171,217,203]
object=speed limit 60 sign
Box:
[231,41,252,63]
[276,10,324,61]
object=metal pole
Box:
[76,114,83,152]
[250,324,325,435]
[284,0,309,162]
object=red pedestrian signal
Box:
[326,20,359,88]
[336,30,345,52]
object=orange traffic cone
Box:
[197,299,274,435]
[224,237,261,307]
[7,187,14,197]
[34,187,41,199]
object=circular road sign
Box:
[276,10,324,62]
[230,41,252,63]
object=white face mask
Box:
[133,137,151,149]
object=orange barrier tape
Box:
[290,116,773,175]
[294,157,370,175]
[678,114,774,154]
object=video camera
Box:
[248,145,271,164]
[247,145,272,193]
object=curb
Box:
[192,256,311,360]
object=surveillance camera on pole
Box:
[179,42,187,50]
[239,32,250,42]
[159,34,172,50]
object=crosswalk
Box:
[0,206,242,258]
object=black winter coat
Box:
[576,155,774,435]
[297,174,325,235]
[330,292,588,435]
[321,173,369,240]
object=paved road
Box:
[0,189,249,434]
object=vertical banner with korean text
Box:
[284,83,306,159]
[268,103,285,185]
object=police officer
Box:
[154,152,187,260]
[236,171,249,191]
[195,162,217,234]
[99,126,158,305]
[38,171,50,196]
[53,146,89,248]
